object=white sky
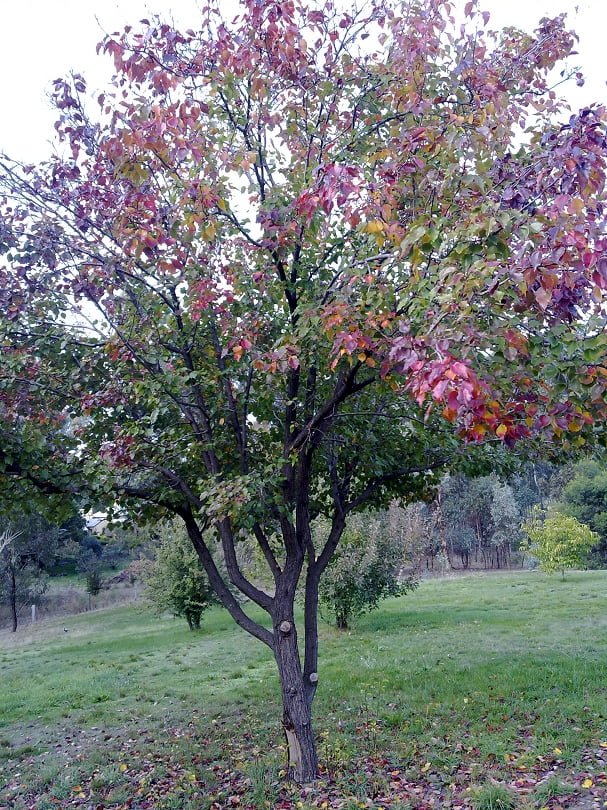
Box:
[0,0,605,162]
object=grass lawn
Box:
[1,570,606,809]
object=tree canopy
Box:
[1,0,607,782]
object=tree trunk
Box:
[435,491,452,570]
[336,611,349,630]
[273,618,318,783]
[10,568,17,633]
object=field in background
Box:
[1,571,606,809]
[0,572,143,629]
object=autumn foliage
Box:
[1,0,607,782]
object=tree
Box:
[77,547,104,606]
[508,461,557,517]
[387,500,435,575]
[0,513,61,632]
[1,0,607,781]
[440,474,495,567]
[49,513,101,575]
[142,519,217,630]
[489,479,521,569]
[559,459,607,563]
[522,510,597,578]
[317,512,411,629]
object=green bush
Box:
[522,510,598,579]
[318,512,415,630]
[142,520,216,630]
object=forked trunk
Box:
[273,618,318,782]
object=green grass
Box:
[471,782,516,810]
[1,570,607,808]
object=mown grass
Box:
[1,570,606,808]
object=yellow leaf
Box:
[570,197,585,215]
[364,219,384,234]
[582,777,593,788]
[202,222,217,241]
[599,741,607,748]
[421,761,431,772]
[496,424,508,438]
[553,747,562,755]
[119,763,128,773]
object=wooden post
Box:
[31,604,36,624]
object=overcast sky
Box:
[0,0,604,162]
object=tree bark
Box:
[273,614,318,782]
[10,567,17,633]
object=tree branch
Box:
[180,508,274,648]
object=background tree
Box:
[489,479,521,569]
[142,519,216,630]
[77,547,104,607]
[317,512,412,629]
[1,0,607,781]
[387,500,435,576]
[440,475,495,567]
[559,459,607,564]
[522,510,597,578]
[0,512,61,631]
[508,461,557,517]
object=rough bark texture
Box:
[273,614,318,782]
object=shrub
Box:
[142,519,216,630]
[522,510,598,579]
[318,512,415,630]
